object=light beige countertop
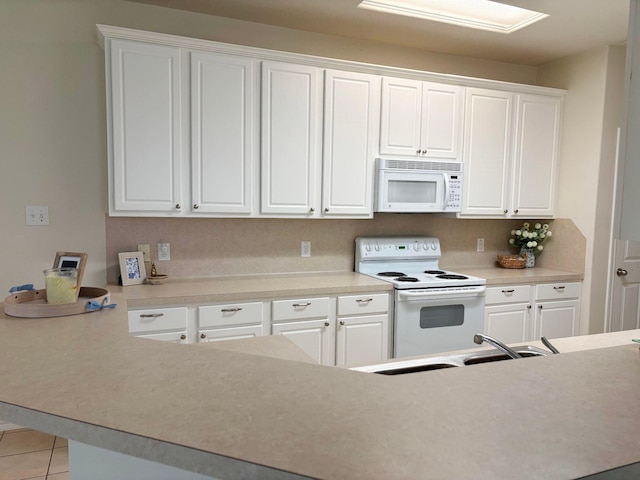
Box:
[454,265,583,285]
[115,271,393,307]
[2,271,632,480]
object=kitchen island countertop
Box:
[1,271,633,480]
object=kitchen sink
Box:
[350,345,551,376]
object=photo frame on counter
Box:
[53,251,88,291]
[118,251,146,286]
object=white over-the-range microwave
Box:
[375,158,463,213]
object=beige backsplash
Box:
[105,215,585,283]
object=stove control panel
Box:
[355,237,441,261]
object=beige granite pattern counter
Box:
[0,272,638,480]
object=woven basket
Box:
[497,253,527,269]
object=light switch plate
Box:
[25,206,49,226]
[137,244,151,262]
[301,241,311,257]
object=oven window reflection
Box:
[419,305,464,328]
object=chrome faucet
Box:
[473,333,522,359]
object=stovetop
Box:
[355,236,486,289]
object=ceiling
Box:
[126,0,630,66]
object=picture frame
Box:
[53,251,88,297]
[118,252,147,286]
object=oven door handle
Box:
[397,287,486,300]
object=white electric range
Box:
[355,236,486,357]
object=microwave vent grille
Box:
[379,158,463,172]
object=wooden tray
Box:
[3,287,111,318]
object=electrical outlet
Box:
[25,206,49,226]
[476,238,485,253]
[301,241,311,257]
[138,244,151,262]
[158,242,171,261]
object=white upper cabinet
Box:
[511,94,562,218]
[461,88,514,216]
[322,70,381,217]
[380,77,463,159]
[461,88,562,218]
[108,39,183,214]
[261,61,322,215]
[191,52,258,215]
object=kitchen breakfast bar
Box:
[1,272,639,479]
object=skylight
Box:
[357,0,549,34]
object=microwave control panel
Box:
[446,173,462,210]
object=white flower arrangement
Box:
[508,222,552,255]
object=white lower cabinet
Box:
[335,294,390,367]
[197,302,265,342]
[126,292,390,365]
[127,306,189,344]
[484,282,580,343]
[271,293,390,366]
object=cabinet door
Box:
[272,319,334,365]
[322,70,380,216]
[109,39,182,213]
[191,52,257,214]
[261,61,322,215]
[534,300,580,339]
[380,77,422,156]
[484,304,532,344]
[198,325,263,342]
[335,314,389,367]
[511,94,562,217]
[420,82,463,159]
[135,331,188,343]
[461,88,513,216]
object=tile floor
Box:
[0,429,68,480]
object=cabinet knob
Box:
[514,209,519,214]
[324,322,330,327]
[180,334,187,340]
[339,320,345,326]
[538,305,543,310]
[200,333,206,339]
[421,149,427,154]
[527,305,532,309]
[324,208,329,212]
[175,204,181,210]
[503,209,508,214]
[416,149,421,154]
[617,268,628,277]
[310,208,315,213]
[193,204,199,210]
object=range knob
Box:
[413,241,420,252]
[430,240,437,250]
[374,242,381,252]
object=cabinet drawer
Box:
[485,285,531,305]
[535,282,581,301]
[337,293,389,316]
[198,302,263,328]
[128,307,188,333]
[272,297,330,321]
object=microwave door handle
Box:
[442,173,449,208]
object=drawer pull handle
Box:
[356,298,373,303]
[140,313,164,318]
[221,307,243,313]
[292,302,311,307]
[501,289,515,294]
[553,286,566,291]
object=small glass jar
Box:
[43,268,78,304]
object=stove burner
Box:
[436,274,468,280]
[424,270,446,275]
[378,272,406,277]
[395,276,419,282]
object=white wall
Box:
[0,0,540,294]
[537,46,626,333]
